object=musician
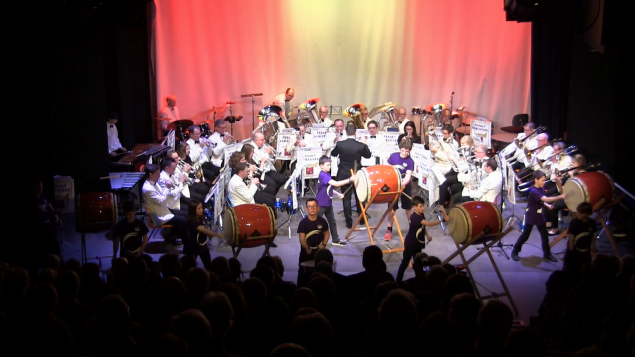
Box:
[271,88,295,120]
[316,155,351,246]
[166,149,210,198]
[158,94,180,133]
[361,120,384,166]
[158,157,190,210]
[398,121,421,146]
[142,164,188,245]
[331,123,372,228]
[287,124,316,161]
[396,107,411,134]
[442,123,459,150]
[529,133,555,173]
[228,151,277,218]
[227,162,259,206]
[544,153,585,235]
[208,119,234,168]
[460,158,502,203]
[186,126,219,182]
[361,107,371,128]
[249,132,287,193]
[322,118,346,157]
[548,141,573,181]
[297,198,330,279]
[186,199,222,271]
[176,143,212,188]
[318,105,334,127]
[431,132,460,210]
[503,122,537,169]
[107,111,127,160]
[459,135,475,156]
[384,140,415,241]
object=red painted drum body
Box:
[563,171,614,213]
[447,201,502,244]
[76,192,118,232]
[355,165,403,204]
[223,204,277,248]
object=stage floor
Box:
[58,186,634,326]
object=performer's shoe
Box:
[511,251,520,261]
[544,254,558,262]
[271,241,278,248]
[346,222,353,229]
[332,241,348,246]
[384,231,392,241]
[171,237,183,246]
[548,229,560,236]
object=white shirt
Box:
[208,131,227,167]
[158,171,185,210]
[320,117,334,127]
[159,106,180,121]
[272,93,292,119]
[531,145,555,172]
[250,141,275,172]
[550,154,573,180]
[142,179,174,225]
[286,133,316,161]
[227,174,257,206]
[187,138,210,165]
[361,132,385,166]
[470,169,502,203]
[107,123,123,154]
[322,130,346,156]
[444,137,459,151]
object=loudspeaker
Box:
[512,114,529,127]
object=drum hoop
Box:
[574,232,592,252]
[229,207,238,244]
[573,177,591,204]
[454,205,472,244]
[265,204,277,238]
[360,168,371,204]
[391,165,403,191]
[491,203,503,233]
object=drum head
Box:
[563,179,584,213]
[223,208,236,246]
[448,206,470,244]
[355,169,369,203]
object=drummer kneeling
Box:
[459,158,502,204]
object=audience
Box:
[1,247,633,356]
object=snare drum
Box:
[447,201,502,244]
[223,204,277,248]
[563,171,614,213]
[355,165,402,204]
[75,192,118,232]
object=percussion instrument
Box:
[563,171,614,213]
[199,122,211,137]
[412,106,426,116]
[75,192,118,232]
[447,201,502,244]
[166,119,194,132]
[223,204,277,248]
[354,165,403,204]
[573,232,592,252]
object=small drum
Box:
[355,165,402,204]
[563,171,614,213]
[223,204,277,248]
[447,201,502,244]
[75,192,118,232]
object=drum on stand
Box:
[563,171,614,213]
[223,204,277,248]
[200,122,210,137]
[75,192,118,232]
[354,165,403,204]
[447,201,502,244]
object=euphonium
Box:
[299,97,321,127]
[343,103,365,129]
[376,102,398,129]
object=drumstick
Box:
[341,167,357,196]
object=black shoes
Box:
[271,241,278,248]
[346,222,353,229]
[511,251,519,261]
[544,254,558,262]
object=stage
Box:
[58,184,634,326]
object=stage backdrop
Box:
[152,0,531,141]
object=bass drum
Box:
[447,201,502,244]
[223,204,277,248]
[75,192,118,233]
[563,171,614,213]
[355,165,402,204]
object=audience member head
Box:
[314,261,333,278]
[228,257,242,283]
[163,276,185,305]
[378,289,418,332]
[272,255,285,279]
[169,309,212,354]
[96,295,131,331]
[288,311,335,357]
[362,245,384,271]
[128,256,148,284]
[268,343,312,357]
[506,328,548,357]
[142,333,187,357]
[180,255,197,274]
[28,282,58,314]
[159,252,183,279]
[418,311,459,356]
[290,287,317,313]
[249,265,275,293]
[373,280,400,307]
[442,273,475,311]
[308,274,336,305]
[62,258,82,277]
[219,282,247,324]
[55,269,80,300]
[184,267,210,298]
[314,248,334,266]
[256,256,279,279]
[448,292,482,332]
[41,253,61,272]
[197,291,233,339]
[426,265,450,293]
[241,277,267,311]
[209,256,230,283]
[38,268,57,286]
[477,300,514,343]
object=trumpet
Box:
[221,132,238,145]
[543,145,577,162]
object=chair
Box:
[501,114,528,134]
[145,205,173,240]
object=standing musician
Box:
[396,107,411,134]
[331,123,371,229]
[322,118,346,157]
[318,105,335,127]
[459,158,502,203]
[271,88,295,120]
[107,111,127,160]
[361,120,385,167]
[207,119,235,169]
[249,132,287,193]
[384,139,415,241]
[158,94,180,134]
[361,107,371,128]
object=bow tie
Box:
[370,135,376,138]
[301,136,304,140]
[220,133,225,137]
[339,133,343,136]
[194,141,199,144]
[109,125,113,128]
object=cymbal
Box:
[226,101,236,104]
[424,103,449,113]
[153,116,170,121]
[166,119,194,131]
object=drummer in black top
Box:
[186,199,223,270]
[297,198,330,287]
[511,171,565,262]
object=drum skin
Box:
[447,201,502,244]
[563,172,614,213]
[223,204,276,248]
[355,165,402,204]
[76,192,118,232]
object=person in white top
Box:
[441,123,459,150]
[142,164,188,244]
[529,133,555,173]
[456,145,489,201]
[361,107,371,129]
[548,141,573,181]
[396,107,411,134]
[158,94,180,133]
[107,111,127,159]
[158,157,189,211]
[250,132,287,192]
[207,119,235,168]
[166,149,208,200]
[361,120,384,167]
[322,118,346,156]
[186,126,218,182]
[318,105,334,127]
[460,158,502,203]
[502,122,538,169]
[227,162,259,206]
[271,88,295,120]
[287,124,316,163]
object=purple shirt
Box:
[388,153,414,178]
[405,211,427,250]
[317,170,334,207]
[525,186,546,226]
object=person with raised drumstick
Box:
[384,139,415,241]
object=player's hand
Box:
[251,178,260,185]
[179,174,186,183]
[427,235,433,243]
[305,247,312,254]
[265,146,273,154]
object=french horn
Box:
[343,103,366,129]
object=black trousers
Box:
[167,208,189,239]
[439,171,458,205]
[264,170,287,194]
[318,205,340,242]
[396,246,420,282]
[341,182,362,226]
[254,191,277,219]
[513,223,551,256]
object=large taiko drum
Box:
[75,192,118,232]
[223,204,277,248]
[563,171,614,213]
[355,165,403,204]
[447,201,503,244]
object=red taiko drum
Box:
[223,204,277,248]
[447,201,502,244]
[563,171,614,213]
[355,165,403,204]
[75,192,118,232]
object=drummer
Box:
[384,139,415,242]
[297,198,331,286]
[158,94,180,133]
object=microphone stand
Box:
[240,92,263,132]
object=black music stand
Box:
[241,92,264,131]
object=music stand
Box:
[241,92,264,131]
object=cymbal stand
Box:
[228,102,235,136]
[240,92,263,131]
[277,164,306,240]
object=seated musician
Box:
[186,126,218,182]
[361,120,384,167]
[227,162,259,206]
[322,118,346,157]
[287,124,316,167]
[107,111,127,161]
[529,133,555,173]
[176,143,211,188]
[361,107,371,128]
[442,123,459,150]
[166,149,209,200]
[228,151,276,217]
[398,121,421,146]
[142,164,188,245]
[460,158,502,203]
[208,119,235,169]
[501,122,537,170]
[548,141,573,182]
[396,107,411,134]
[318,105,335,127]
[459,135,475,157]
[158,157,191,211]
[544,153,586,235]
[455,144,489,205]
[248,132,287,193]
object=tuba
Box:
[298,97,321,130]
[376,102,398,130]
[255,105,284,146]
[344,103,366,129]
